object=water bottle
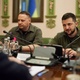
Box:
[3,38,8,54]
[7,37,12,56]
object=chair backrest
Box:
[43,38,51,44]
[0,35,5,39]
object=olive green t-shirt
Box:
[50,28,80,51]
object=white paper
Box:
[17,53,45,76]
[29,66,45,76]
[17,53,30,61]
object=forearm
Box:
[21,44,40,52]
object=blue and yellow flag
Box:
[28,0,38,17]
[21,0,26,11]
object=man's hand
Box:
[63,48,77,58]
[8,56,25,64]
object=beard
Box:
[65,28,76,36]
[69,28,75,36]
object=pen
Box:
[37,69,49,77]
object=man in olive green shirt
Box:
[50,13,80,58]
[6,11,43,52]
[9,24,42,46]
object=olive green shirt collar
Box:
[16,24,34,33]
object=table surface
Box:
[32,63,80,80]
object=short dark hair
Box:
[19,11,31,18]
[62,13,76,22]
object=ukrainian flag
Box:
[21,0,26,11]
[28,0,38,17]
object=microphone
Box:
[64,35,80,57]
[62,35,80,71]
[3,30,14,40]
[65,36,80,48]
[64,34,80,59]
[3,30,32,44]
[52,53,67,63]
[3,30,33,57]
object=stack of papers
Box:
[17,53,45,76]
[29,66,45,76]
[17,53,30,61]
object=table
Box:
[32,64,80,80]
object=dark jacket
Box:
[0,51,32,80]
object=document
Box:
[29,66,45,76]
[17,53,45,76]
[17,53,30,61]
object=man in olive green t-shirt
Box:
[50,13,80,58]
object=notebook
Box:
[24,46,58,66]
